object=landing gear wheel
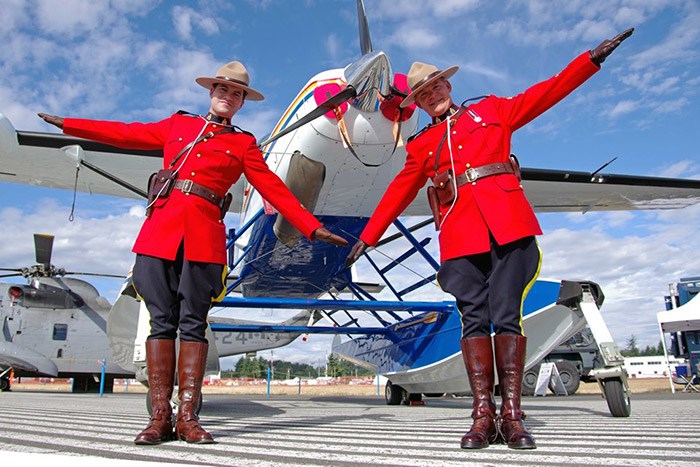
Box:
[555,361,581,395]
[0,377,9,391]
[603,378,631,417]
[385,381,405,405]
[146,389,201,416]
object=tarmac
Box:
[0,390,698,466]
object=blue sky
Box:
[1,0,699,368]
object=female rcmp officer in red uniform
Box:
[39,61,348,445]
[346,30,633,450]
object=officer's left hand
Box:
[590,28,634,65]
[312,227,349,247]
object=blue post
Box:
[267,367,271,398]
[99,359,106,397]
[377,375,380,397]
[125,378,129,393]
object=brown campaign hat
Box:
[400,61,459,108]
[196,60,264,101]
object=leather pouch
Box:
[427,186,441,230]
[146,169,177,217]
[433,169,455,205]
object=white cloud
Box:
[606,99,639,118]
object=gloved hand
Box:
[37,113,65,129]
[312,227,349,247]
[344,240,367,267]
[589,28,634,65]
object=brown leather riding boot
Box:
[494,334,536,449]
[175,340,214,444]
[459,336,498,449]
[134,339,176,445]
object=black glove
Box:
[312,227,349,247]
[344,241,367,267]
[590,28,634,65]
[37,113,65,129]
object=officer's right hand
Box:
[344,240,367,268]
[589,28,634,65]
[37,113,64,129]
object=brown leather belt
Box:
[173,179,223,206]
[455,161,515,187]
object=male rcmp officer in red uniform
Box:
[39,61,348,445]
[346,30,633,449]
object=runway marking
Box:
[0,392,698,466]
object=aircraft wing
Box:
[0,113,245,211]
[403,167,700,215]
[0,341,59,376]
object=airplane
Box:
[2,0,700,418]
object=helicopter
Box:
[0,233,132,392]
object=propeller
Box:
[258,86,357,148]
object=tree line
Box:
[221,354,375,379]
[620,335,665,357]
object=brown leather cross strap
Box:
[454,161,515,186]
[173,179,223,206]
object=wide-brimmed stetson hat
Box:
[196,61,264,101]
[400,62,459,108]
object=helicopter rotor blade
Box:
[34,233,54,267]
[64,271,126,279]
[0,272,22,278]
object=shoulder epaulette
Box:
[459,95,489,107]
[176,110,198,117]
[407,124,431,143]
[232,125,253,137]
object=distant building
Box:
[624,356,685,378]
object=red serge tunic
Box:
[63,113,322,265]
[359,52,600,262]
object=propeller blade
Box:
[34,233,54,266]
[0,273,22,278]
[64,271,126,279]
[357,0,372,55]
[259,85,357,148]
[0,268,22,272]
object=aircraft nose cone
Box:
[344,50,391,112]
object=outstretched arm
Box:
[589,28,634,65]
[37,113,64,129]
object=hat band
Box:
[412,70,443,90]
[215,75,249,87]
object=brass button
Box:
[203,138,208,142]
[466,163,471,168]
[213,124,218,128]
[178,137,183,141]
[471,182,476,186]
[428,151,433,155]
[452,130,457,134]
[226,150,230,154]
[190,172,195,176]
[458,145,463,150]
[482,123,486,127]
[196,153,201,158]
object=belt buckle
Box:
[181,179,193,194]
[465,168,478,183]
